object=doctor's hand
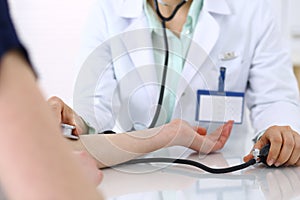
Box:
[167,119,233,154]
[243,126,300,166]
[47,96,88,135]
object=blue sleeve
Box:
[0,0,36,77]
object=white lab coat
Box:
[74,0,300,134]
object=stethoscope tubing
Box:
[119,157,257,174]
[149,0,188,128]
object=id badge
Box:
[196,90,244,124]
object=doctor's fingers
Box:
[48,96,76,126]
[48,96,64,124]
[275,128,300,167]
[243,128,279,163]
[283,132,300,166]
[244,127,292,163]
[259,126,300,167]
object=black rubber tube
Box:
[121,158,257,174]
[149,0,187,128]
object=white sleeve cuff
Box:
[252,129,266,142]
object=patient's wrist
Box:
[159,120,181,147]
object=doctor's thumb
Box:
[243,139,268,162]
[243,153,253,163]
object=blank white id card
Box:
[196,90,245,124]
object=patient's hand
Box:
[47,96,87,135]
[73,151,103,185]
[166,119,233,154]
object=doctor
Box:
[50,0,300,166]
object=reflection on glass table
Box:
[97,147,300,200]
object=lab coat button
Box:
[185,29,191,35]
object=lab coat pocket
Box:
[217,51,251,91]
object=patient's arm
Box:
[68,119,233,168]
[0,51,102,200]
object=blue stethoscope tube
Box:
[149,0,188,128]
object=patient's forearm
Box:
[67,119,233,169]
[68,124,176,168]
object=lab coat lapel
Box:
[117,0,144,18]
[120,15,158,100]
[176,0,232,104]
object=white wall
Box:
[289,0,300,65]
[9,0,94,106]
[289,0,300,37]
[268,0,288,35]
[270,0,300,65]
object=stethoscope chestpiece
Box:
[252,144,276,167]
[61,123,79,140]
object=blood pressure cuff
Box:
[0,0,36,77]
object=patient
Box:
[0,0,103,199]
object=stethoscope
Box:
[149,0,188,128]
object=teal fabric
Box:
[144,0,203,125]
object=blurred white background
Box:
[9,0,94,106]
[289,0,300,66]
[7,0,300,106]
